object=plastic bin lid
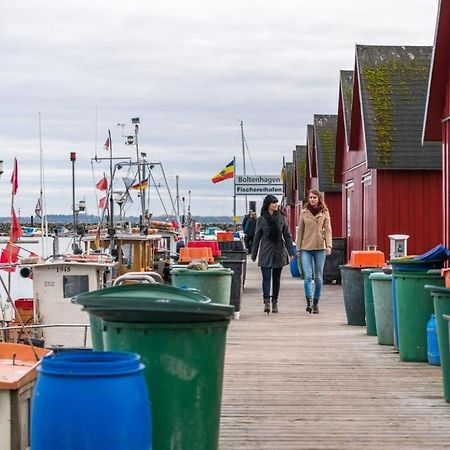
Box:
[79,299,235,323]
[361,268,384,274]
[389,258,446,270]
[170,263,223,270]
[73,283,211,305]
[171,268,233,276]
[393,269,443,279]
[424,285,450,295]
[369,272,392,281]
[72,283,234,323]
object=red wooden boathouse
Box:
[423,0,450,248]
[336,45,442,259]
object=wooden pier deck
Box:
[219,260,450,449]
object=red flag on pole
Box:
[10,207,23,242]
[98,196,108,210]
[0,243,20,272]
[103,137,110,151]
[96,176,108,191]
[11,158,18,195]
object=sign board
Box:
[234,175,283,196]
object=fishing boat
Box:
[21,227,42,238]
[0,342,52,450]
[1,120,183,350]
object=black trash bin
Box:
[220,258,245,318]
[218,240,247,288]
[324,237,346,284]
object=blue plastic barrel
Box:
[31,351,152,450]
[290,245,301,277]
[427,314,441,366]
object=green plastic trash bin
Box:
[73,283,212,351]
[370,272,394,346]
[362,268,383,336]
[171,267,233,305]
[426,285,450,402]
[73,283,234,450]
[394,270,443,362]
[339,265,366,326]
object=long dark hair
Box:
[260,195,279,215]
[260,195,282,241]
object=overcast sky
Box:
[0,0,439,220]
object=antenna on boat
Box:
[131,117,146,227]
[70,152,80,254]
[240,121,248,213]
[38,111,48,255]
[107,129,115,255]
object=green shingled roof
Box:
[313,114,341,192]
[340,70,353,142]
[357,45,441,169]
[295,145,307,201]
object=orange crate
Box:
[349,250,385,268]
[442,268,450,288]
[178,247,215,264]
[216,232,234,242]
[16,309,34,322]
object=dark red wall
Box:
[324,192,343,239]
[376,170,443,256]
[444,72,450,248]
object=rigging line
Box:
[158,163,182,227]
[90,160,101,220]
[150,172,170,218]
[94,106,98,161]
[243,136,257,174]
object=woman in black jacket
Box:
[251,195,295,314]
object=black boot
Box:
[313,299,319,314]
[271,297,278,313]
[263,297,271,314]
[306,298,312,313]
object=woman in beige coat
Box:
[296,189,332,314]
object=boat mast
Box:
[70,152,77,252]
[132,118,146,225]
[38,112,47,255]
[240,121,247,212]
[107,129,115,254]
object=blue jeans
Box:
[301,250,326,300]
[260,267,283,299]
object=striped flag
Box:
[211,160,234,184]
[131,178,149,190]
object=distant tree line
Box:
[0,214,237,234]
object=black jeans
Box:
[260,267,283,299]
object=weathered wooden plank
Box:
[218,260,450,449]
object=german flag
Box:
[131,178,149,190]
[211,160,234,184]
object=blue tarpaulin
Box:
[413,244,450,262]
